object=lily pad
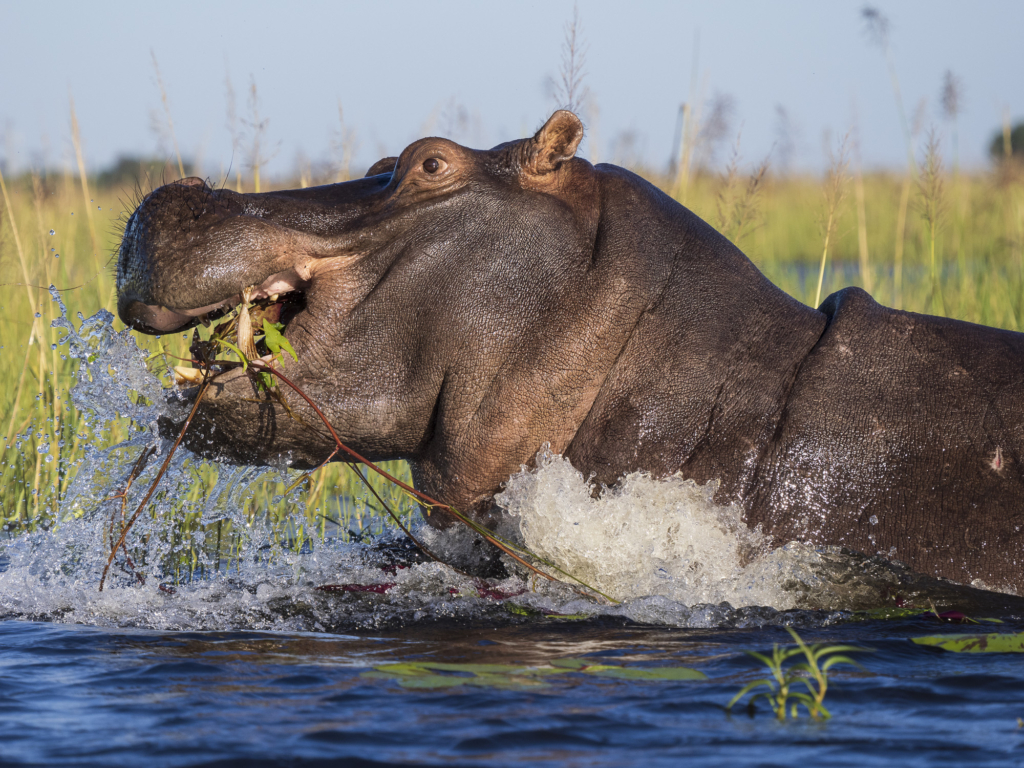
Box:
[911,631,1024,653]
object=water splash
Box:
[0,299,957,632]
[496,447,806,609]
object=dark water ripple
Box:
[1,618,1023,767]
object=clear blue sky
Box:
[1,0,1021,179]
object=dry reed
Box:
[814,135,850,307]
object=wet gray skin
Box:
[117,111,1024,592]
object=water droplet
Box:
[50,344,57,351]
[869,515,879,525]
[49,229,55,236]
[54,253,59,259]
[35,312,41,318]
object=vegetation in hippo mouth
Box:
[232,289,306,343]
[169,290,306,385]
[130,279,309,337]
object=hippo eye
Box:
[422,158,446,174]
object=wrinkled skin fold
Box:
[117,111,1024,593]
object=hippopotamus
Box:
[116,111,1024,594]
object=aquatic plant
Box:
[727,627,868,721]
[911,631,1024,653]
[363,658,707,690]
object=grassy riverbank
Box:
[0,155,1021,570]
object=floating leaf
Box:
[364,663,433,677]
[362,663,551,690]
[581,664,707,681]
[417,663,536,675]
[911,632,1024,653]
[362,658,707,689]
[549,658,588,669]
[391,674,472,689]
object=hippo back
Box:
[750,287,1024,589]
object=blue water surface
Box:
[1,616,1023,767]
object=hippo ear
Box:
[365,157,398,177]
[522,110,584,175]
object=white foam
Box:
[496,446,804,609]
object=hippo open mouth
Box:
[117,267,310,336]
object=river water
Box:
[1,303,1023,767]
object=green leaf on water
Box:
[549,657,588,669]
[391,674,470,689]
[362,658,707,689]
[262,319,297,363]
[911,632,1024,653]
[362,663,551,690]
[418,663,534,675]
[363,663,433,677]
[581,664,708,681]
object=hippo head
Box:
[116,111,624,522]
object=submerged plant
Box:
[727,627,868,721]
